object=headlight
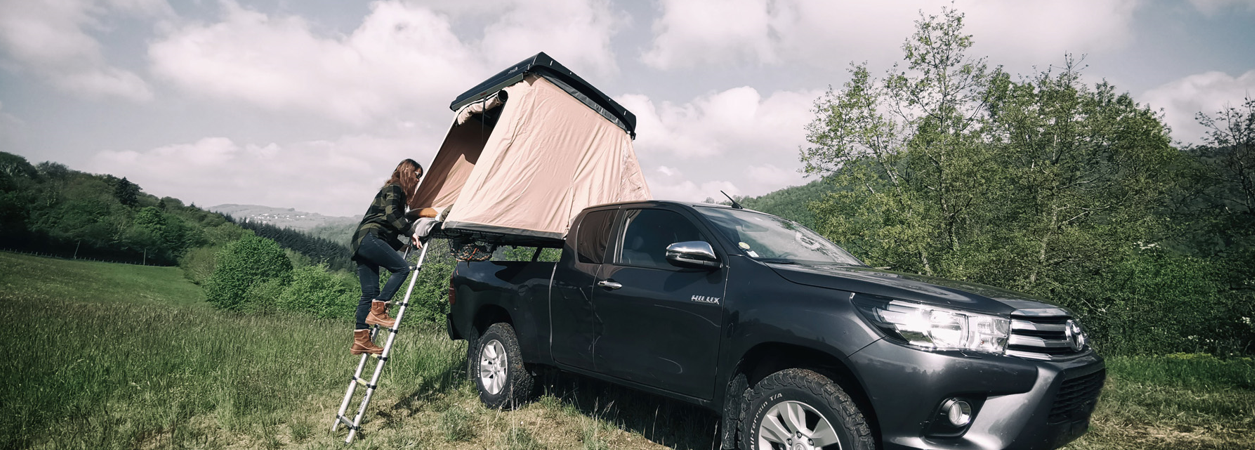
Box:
[855,298,1010,354]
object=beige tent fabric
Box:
[410,116,491,211]
[455,93,505,126]
[415,75,651,240]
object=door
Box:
[592,208,726,399]
[549,209,616,370]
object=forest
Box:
[786,8,1253,356]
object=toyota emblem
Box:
[1064,320,1087,352]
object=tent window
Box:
[577,210,615,264]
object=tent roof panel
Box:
[449,52,637,137]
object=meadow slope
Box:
[1,251,1251,449]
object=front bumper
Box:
[848,339,1105,450]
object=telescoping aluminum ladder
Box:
[331,244,428,444]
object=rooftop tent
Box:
[412,52,651,246]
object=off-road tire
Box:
[721,373,750,449]
[472,322,534,409]
[740,369,874,450]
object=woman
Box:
[348,159,436,355]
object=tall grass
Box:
[0,252,466,449]
[4,251,1254,449]
[1066,354,1255,450]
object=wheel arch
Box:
[732,341,881,445]
[472,303,513,337]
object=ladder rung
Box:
[337,415,357,430]
[368,353,388,361]
[353,377,375,389]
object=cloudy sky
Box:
[1,0,1253,217]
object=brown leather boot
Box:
[365,300,396,328]
[351,329,383,355]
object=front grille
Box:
[1005,313,1087,360]
[1048,369,1106,423]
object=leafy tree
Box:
[801,7,997,275]
[113,177,140,207]
[979,61,1178,292]
[205,235,293,310]
[799,7,1207,354]
[1196,96,1255,216]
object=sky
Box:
[1,0,1253,217]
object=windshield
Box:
[694,207,863,266]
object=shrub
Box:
[205,235,292,310]
[277,266,357,320]
[178,245,220,285]
[242,278,288,314]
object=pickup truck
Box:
[445,200,1106,450]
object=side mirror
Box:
[665,241,721,269]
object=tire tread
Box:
[739,368,874,450]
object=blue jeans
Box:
[355,233,412,330]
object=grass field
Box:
[2,251,1252,449]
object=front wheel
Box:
[472,322,533,409]
[741,369,874,450]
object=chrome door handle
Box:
[597,280,623,290]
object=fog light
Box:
[942,398,972,427]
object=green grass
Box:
[3,251,1253,449]
[0,252,206,307]
[1065,354,1255,450]
[0,252,466,449]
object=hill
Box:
[730,177,835,228]
[210,204,358,231]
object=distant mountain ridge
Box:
[209,204,358,231]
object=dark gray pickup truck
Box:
[445,200,1105,450]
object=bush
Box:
[204,235,292,310]
[242,278,288,314]
[277,266,357,320]
[1070,247,1252,356]
[178,245,220,285]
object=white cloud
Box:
[647,177,742,203]
[89,131,442,216]
[746,164,796,186]
[620,86,817,159]
[1188,0,1255,15]
[618,86,818,201]
[641,0,1142,74]
[641,0,776,69]
[148,1,482,125]
[147,0,625,125]
[0,0,165,101]
[1141,69,1255,145]
[474,0,626,77]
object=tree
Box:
[1191,97,1255,240]
[980,61,1177,292]
[801,7,997,275]
[205,235,293,310]
[800,6,1196,354]
[113,177,139,207]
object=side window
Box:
[617,209,705,269]
[576,210,615,264]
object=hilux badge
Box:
[1065,320,1087,352]
[691,295,720,304]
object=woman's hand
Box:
[411,235,423,249]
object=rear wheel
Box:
[472,322,533,409]
[741,369,874,450]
